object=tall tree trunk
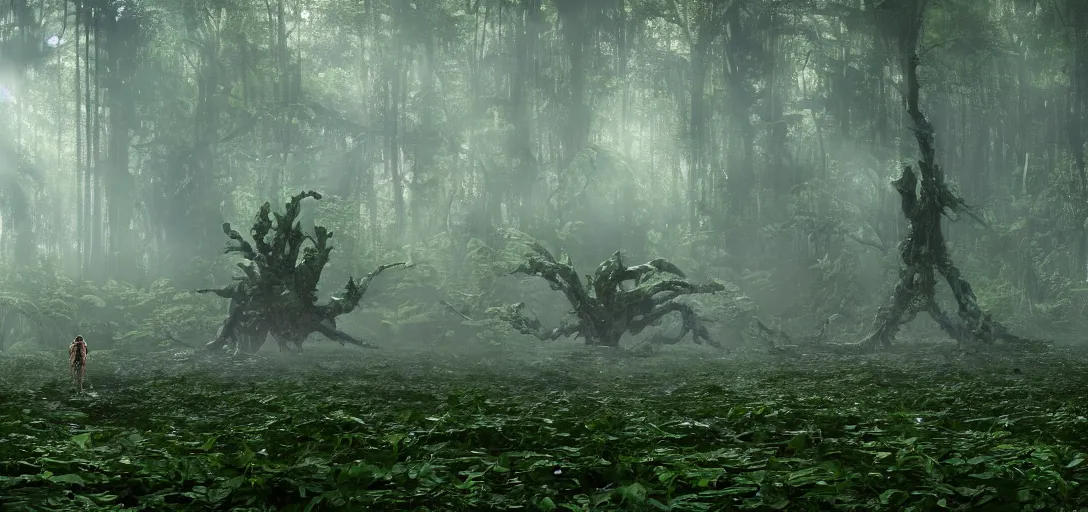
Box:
[722,2,756,225]
[688,4,717,232]
[413,37,438,237]
[387,50,405,239]
[510,0,540,229]
[74,0,85,276]
[617,0,630,155]
[102,1,138,280]
[554,0,594,167]
[92,4,103,277]
[272,0,289,206]
[81,1,92,275]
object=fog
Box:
[1,1,1088,508]
[0,0,1074,353]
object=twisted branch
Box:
[496,231,722,347]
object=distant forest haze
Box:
[1,0,1087,351]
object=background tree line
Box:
[1,0,1086,349]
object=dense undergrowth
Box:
[2,342,1086,511]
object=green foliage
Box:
[347,232,500,342]
[803,252,866,330]
[0,293,54,352]
[0,267,221,351]
[105,280,223,350]
[2,346,1087,510]
[959,154,1088,340]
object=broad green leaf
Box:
[879,489,903,504]
[616,482,648,503]
[71,432,91,449]
[48,473,86,485]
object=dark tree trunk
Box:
[554,0,596,167]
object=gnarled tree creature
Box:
[756,2,1044,353]
[854,3,1042,351]
[198,191,405,353]
[493,230,724,347]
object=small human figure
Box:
[69,335,88,392]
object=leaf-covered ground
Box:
[1,342,1087,511]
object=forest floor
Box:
[1,340,1086,511]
